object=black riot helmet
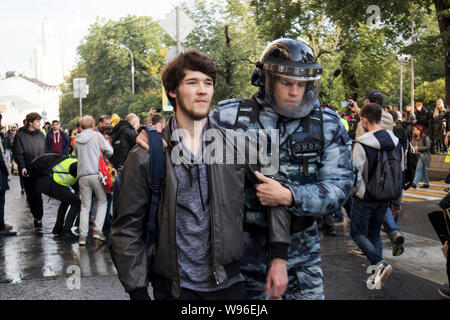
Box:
[252,38,323,118]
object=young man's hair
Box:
[126,113,139,123]
[52,120,59,124]
[151,114,164,126]
[360,103,382,124]
[161,49,217,110]
[80,115,95,129]
[25,112,42,125]
[98,115,111,123]
[387,109,398,123]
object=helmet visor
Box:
[265,72,321,118]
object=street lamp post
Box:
[107,41,135,94]
[396,55,409,113]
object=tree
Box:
[415,78,446,109]
[182,0,265,104]
[59,15,171,128]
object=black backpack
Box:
[361,145,403,201]
[110,126,164,284]
[28,153,69,178]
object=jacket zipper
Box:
[207,165,220,285]
[174,183,182,296]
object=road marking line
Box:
[402,192,442,201]
[428,181,448,186]
[407,189,447,196]
[402,197,423,202]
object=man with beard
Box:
[110,50,290,300]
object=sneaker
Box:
[93,230,106,242]
[0,228,17,236]
[420,184,429,189]
[411,183,417,189]
[71,226,79,236]
[438,283,450,300]
[79,235,87,246]
[33,219,42,232]
[391,231,405,257]
[372,261,392,289]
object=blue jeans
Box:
[413,157,429,185]
[350,198,389,265]
[383,207,400,242]
[334,196,353,219]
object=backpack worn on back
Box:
[110,125,164,281]
[361,145,403,202]
[29,153,69,178]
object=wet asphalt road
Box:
[0,175,448,300]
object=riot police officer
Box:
[212,38,355,299]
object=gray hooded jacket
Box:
[74,129,113,178]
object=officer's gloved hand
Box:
[128,287,151,300]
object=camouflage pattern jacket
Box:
[211,94,355,269]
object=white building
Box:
[31,17,65,86]
[0,74,60,126]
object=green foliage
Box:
[59,0,448,124]
[59,15,170,128]
[415,78,446,109]
[182,0,265,105]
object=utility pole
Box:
[107,41,135,94]
[411,13,415,111]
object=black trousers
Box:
[35,176,80,234]
[154,281,246,300]
[22,176,43,221]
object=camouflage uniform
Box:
[211,93,355,300]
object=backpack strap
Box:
[144,125,164,258]
[234,98,262,129]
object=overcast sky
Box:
[0,0,181,74]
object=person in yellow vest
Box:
[33,154,80,240]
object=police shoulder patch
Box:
[217,98,243,108]
[321,107,340,121]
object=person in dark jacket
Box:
[430,98,446,153]
[12,112,46,232]
[414,102,430,134]
[110,50,291,300]
[0,115,16,236]
[110,113,139,170]
[45,120,70,155]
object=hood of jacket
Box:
[111,120,133,141]
[21,126,42,136]
[75,128,98,145]
[357,129,399,151]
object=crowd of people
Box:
[0,109,163,241]
[0,37,449,301]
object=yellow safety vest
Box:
[340,118,349,132]
[52,158,78,187]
